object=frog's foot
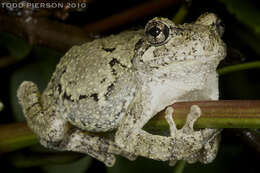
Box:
[165,105,221,165]
[40,129,136,167]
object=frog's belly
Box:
[58,84,136,132]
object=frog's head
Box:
[132,13,226,72]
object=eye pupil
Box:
[148,26,161,37]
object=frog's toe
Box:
[165,107,177,137]
[181,105,201,133]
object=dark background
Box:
[0,0,259,173]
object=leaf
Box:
[218,0,260,35]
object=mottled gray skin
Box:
[17,13,226,167]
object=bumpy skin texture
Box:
[17,13,226,167]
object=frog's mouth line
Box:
[146,54,225,69]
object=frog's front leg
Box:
[115,101,220,163]
[17,81,135,167]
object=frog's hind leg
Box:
[17,81,136,167]
[39,129,117,166]
[40,129,136,167]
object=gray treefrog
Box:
[17,13,226,167]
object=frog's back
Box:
[43,30,143,132]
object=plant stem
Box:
[0,123,38,153]
[1,100,259,153]
[172,161,186,173]
[217,61,260,75]
[145,100,260,131]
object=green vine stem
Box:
[0,123,38,153]
[145,100,260,131]
[217,61,260,75]
[1,100,260,154]
[172,160,186,173]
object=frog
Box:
[17,13,226,167]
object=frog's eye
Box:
[145,20,170,46]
